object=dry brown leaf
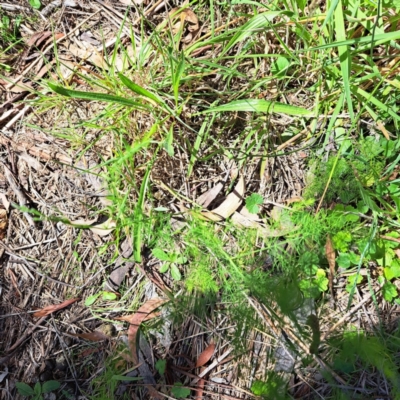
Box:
[70,218,116,236]
[0,194,10,211]
[33,298,79,318]
[119,0,143,4]
[201,175,244,221]
[27,31,53,47]
[394,248,400,259]
[1,77,33,93]
[115,299,166,364]
[90,219,116,236]
[196,343,215,367]
[182,9,199,32]
[70,330,110,342]
[0,209,8,240]
[325,235,335,300]
[67,43,108,70]
[196,182,223,208]
[376,121,391,140]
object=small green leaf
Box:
[271,56,290,76]
[384,267,395,281]
[356,201,369,214]
[245,193,263,214]
[175,256,187,264]
[41,381,60,394]
[29,0,41,9]
[152,248,171,261]
[155,359,167,375]
[383,282,398,302]
[159,263,170,273]
[102,291,118,301]
[251,380,268,396]
[346,274,363,292]
[170,264,182,281]
[15,382,35,396]
[171,383,191,398]
[34,382,42,395]
[336,253,351,269]
[314,269,329,292]
[85,293,101,307]
[389,260,400,278]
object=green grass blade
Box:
[201,99,312,116]
[221,11,289,56]
[321,0,340,30]
[353,86,400,122]
[307,30,400,51]
[133,150,157,262]
[48,83,149,110]
[334,0,354,118]
[118,73,163,105]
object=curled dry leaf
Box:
[325,235,336,299]
[69,330,110,342]
[196,343,215,367]
[114,299,166,364]
[69,218,116,236]
[67,43,108,70]
[33,298,79,318]
[196,182,223,208]
[201,175,245,221]
[0,208,8,240]
[89,219,116,236]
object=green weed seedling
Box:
[85,291,119,307]
[28,0,41,9]
[15,380,60,399]
[152,248,187,281]
[245,193,264,214]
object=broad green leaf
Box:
[383,282,398,302]
[34,382,42,395]
[29,0,41,9]
[251,380,268,396]
[171,383,191,398]
[155,359,167,375]
[337,253,351,268]
[389,260,400,278]
[102,291,118,301]
[271,56,290,76]
[384,267,395,281]
[42,381,60,394]
[315,269,329,292]
[152,248,171,261]
[202,99,312,116]
[175,256,187,264]
[85,293,101,307]
[159,263,170,273]
[15,383,35,396]
[118,73,162,105]
[245,193,263,214]
[170,264,182,281]
[48,83,149,110]
[346,274,363,293]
